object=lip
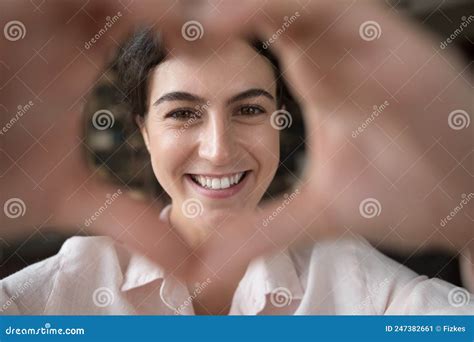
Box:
[188,171,246,177]
[185,171,250,199]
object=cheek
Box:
[146,127,190,189]
[242,124,280,174]
[262,133,280,176]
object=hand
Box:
[2,0,472,315]
[191,0,472,254]
[181,0,473,312]
[0,0,194,271]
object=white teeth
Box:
[190,172,246,190]
[211,178,220,189]
[221,177,230,189]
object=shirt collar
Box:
[229,250,304,315]
[120,252,165,292]
[120,205,171,292]
[119,204,304,314]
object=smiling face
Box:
[137,39,280,237]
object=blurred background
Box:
[1,0,473,288]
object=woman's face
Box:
[138,40,279,225]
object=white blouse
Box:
[1,207,473,315]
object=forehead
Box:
[148,40,277,102]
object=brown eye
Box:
[237,105,265,116]
[165,109,202,121]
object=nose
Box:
[198,113,234,166]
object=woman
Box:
[1,28,472,315]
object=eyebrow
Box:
[152,92,206,107]
[152,88,275,107]
[225,88,275,106]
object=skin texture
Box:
[2,0,472,314]
[137,40,280,246]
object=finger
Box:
[0,0,188,242]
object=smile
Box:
[185,171,251,199]
[189,171,247,190]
